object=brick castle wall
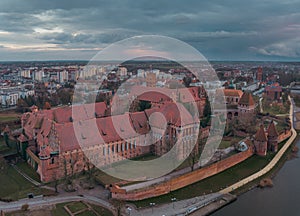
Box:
[111,146,253,200]
[278,130,292,143]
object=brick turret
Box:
[238,92,255,124]
[267,121,279,152]
[254,125,268,156]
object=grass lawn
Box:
[16,162,41,182]
[90,204,114,216]
[0,116,19,122]
[52,203,70,216]
[261,118,289,134]
[94,154,160,185]
[219,140,232,149]
[51,202,113,216]
[94,169,123,186]
[262,98,289,116]
[76,210,97,216]
[67,201,87,213]
[0,111,20,123]
[0,137,10,152]
[0,141,18,156]
[132,141,286,208]
[131,153,159,161]
[0,165,52,200]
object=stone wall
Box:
[111,146,254,201]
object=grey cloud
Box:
[0,0,300,60]
[250,38,300,58]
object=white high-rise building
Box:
[33,71,44,81]
[58,70,68,83]
[20,70,31,78]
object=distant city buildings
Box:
[0,85,34,107]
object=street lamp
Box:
[126,207,132,216]
[171,197,177,209]
[150,202,156,213]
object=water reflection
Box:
[213,140,300,216]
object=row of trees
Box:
[16,88,74,113]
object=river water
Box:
[213,139,300,216]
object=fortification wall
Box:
[111,146,253,201]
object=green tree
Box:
[138,101,151,111]
[3,132,9,147]
[16,98,28,113]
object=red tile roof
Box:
[239,92,255,106]
[129,112,150,134]
[265,85,282,92]
[138,91,172,103]
[158,102,198,127]
[216,88,243,98]
[255,125,267,142]
[267,121,279,137]
[54,102,107,123]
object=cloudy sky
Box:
[0,0,300,61]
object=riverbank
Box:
[190,193,237,216]
[231,131,300,197]
[189,97,298,215]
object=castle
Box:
[16,86,205,182]
[14,85,287,183]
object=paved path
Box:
[0,194,116,214]
[259,98,263,113]
[220,96,297,194]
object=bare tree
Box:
[111,199,125,216]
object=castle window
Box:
[50,157,55,164]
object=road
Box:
[220,95,297,194]
[124,193,222,216]
[259,97,263,113]
[0,194,116,214]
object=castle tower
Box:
[238,92,255,123]
[257,67,263,82]
[254,125,268,156]
[267,121,279,152]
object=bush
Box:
[21,203,29,211]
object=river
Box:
[213,139,300,216]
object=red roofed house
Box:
[265,83,282,101]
